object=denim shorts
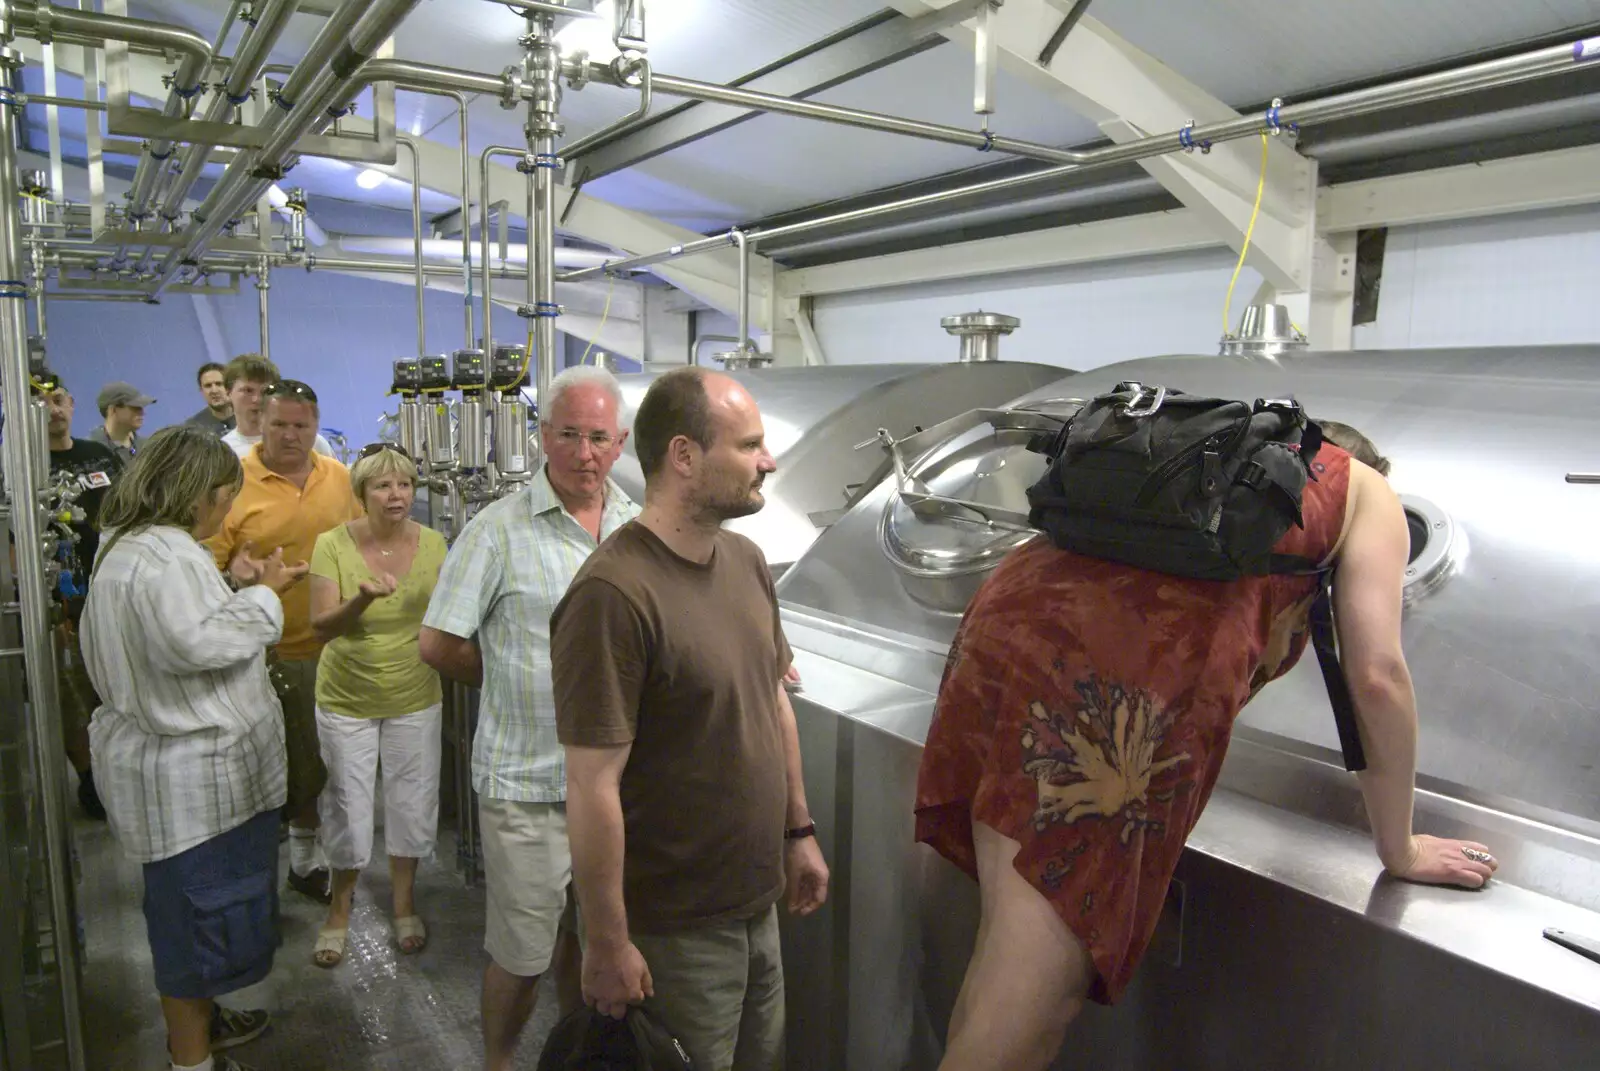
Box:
[143,809,279,1000]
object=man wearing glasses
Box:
[208,378,360,903]
[420,365,639,1071]
[218,353,336,459]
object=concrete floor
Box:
[75,810,560,1070]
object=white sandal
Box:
[394,915,427,954]
[312,927,347,968]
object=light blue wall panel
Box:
[43,269,529,445]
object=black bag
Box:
[1024,382,1366,771]
[537,1006,695,1071]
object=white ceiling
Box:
[87,0,1600,234]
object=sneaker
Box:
[77,770,107,821]
[210,1005,270,1051]
[286,866,333,905]
[215,1057,258,1071]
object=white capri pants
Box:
[316,703,442,871]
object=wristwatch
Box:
[784,821,818,841]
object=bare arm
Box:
[418,625,483,686]
[775,680,830,915]
[1332,466,1418,871]
[1334,464,1495,886]
[566,742,633,947]
[775,682,812,828]
[309,574,376,640]
[566,741,652,1017]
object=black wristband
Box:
[784,821,817,841]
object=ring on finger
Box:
[1460,847,1494,865]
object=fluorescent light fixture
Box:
[555,0,619,63]
[355,168,387,190]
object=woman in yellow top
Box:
[307,443,447,968]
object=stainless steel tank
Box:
[610,363,1068,571]
[775,346,1600,1070]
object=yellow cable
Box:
[578,274,617,366]
[1223,132,1270,337]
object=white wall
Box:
[813,202,1600,367]
[1353,203,1600,349]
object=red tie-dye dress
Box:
[914,445,1352,1004]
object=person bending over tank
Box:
[915,412,1497,1071]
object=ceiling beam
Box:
[781,141,1600,299]
[779,209,1220,297]
[1317,142,1600,230]
[574,9,948,180]
[889,0,1323,293]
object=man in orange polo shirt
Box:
[209,380,360,902]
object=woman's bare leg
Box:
[939,820,1095,1071]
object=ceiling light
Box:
[355,168,387,190]
[555,0,619,63]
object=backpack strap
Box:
[1268,555,1367,773]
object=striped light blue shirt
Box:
[423,467,640,801]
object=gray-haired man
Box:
[420,366,640,1071]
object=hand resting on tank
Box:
[1385,833,1498,889]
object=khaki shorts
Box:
[632,906,785,1071]
[269,657,326,815]
[479,797,574,976]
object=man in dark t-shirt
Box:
[36,376,122,818]
[552,367,829,1071]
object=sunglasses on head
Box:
[263,379,318,403]
[358,441,413,461]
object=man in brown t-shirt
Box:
[552,367,829,1070]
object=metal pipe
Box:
[0,18,86,1069]
[398,133,425,358]
[310,254,528,278]
[338,235,614,267]
[17,92,104,110]
[479,145,523,353]
[10,2,211,65]
[152,0,422,296]
[560,58,652,160]
[255,257,270,359]
[609,68,1091,166]
[48,291,155,302]
[12,1,211,221]
[732,228,750,357]
[566,32,1600,281]
[345,56,505,97]
[526,10,561,413]
[150,0,301,222]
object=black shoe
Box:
[287,866,333,904]
[215,1058,259,1071]
[77,770,106,821]
[211,1005,270,1051]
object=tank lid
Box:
[876,406,1073,611]
[941,311,1021,336]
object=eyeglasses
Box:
[554,429,616,451]
[358,441,412,461]
[263,379,318,404]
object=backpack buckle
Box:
[1117,382,1167,418]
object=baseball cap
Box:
[97,381,156,413]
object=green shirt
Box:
[311,522,447,718]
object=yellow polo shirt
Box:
[208,447,361,660]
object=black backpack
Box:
[1024,382,1366,771]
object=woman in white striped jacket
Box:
[81,425,307,1071]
